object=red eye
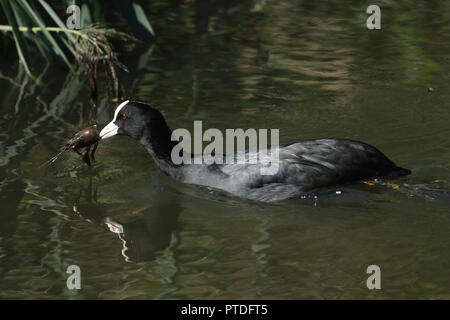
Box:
[122,114,127,120]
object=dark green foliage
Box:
[0,0,154,77]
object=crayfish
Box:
[41,125,100,167]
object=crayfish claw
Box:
[81,151,91,167]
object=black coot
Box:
[99,101,411,202]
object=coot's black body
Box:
[100,101,411,202]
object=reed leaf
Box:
[38,0,76,44]
[114,0,155,42]
[0,0,154,78]
[0,0,33,77]
[17,0,76,73]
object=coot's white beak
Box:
[99,100,130,140]
[99,121,118,140]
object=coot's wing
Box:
[278,139,402,188]
[217,138,407,195]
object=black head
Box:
[100,100,171,141]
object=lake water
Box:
[0,0,449,299]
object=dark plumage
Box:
[100,101,411,202]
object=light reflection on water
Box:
[0,0,450,299]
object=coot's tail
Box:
[385,166,411,178]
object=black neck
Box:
[138,124,185,179]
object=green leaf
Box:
[132,2,155,37]
[17,0,76,73]
[0,0,33,77]
[9,0,51,59]
[89,0,105,23]
[114,0,155,42]
[38,0,76,44]
[80,3,92,28]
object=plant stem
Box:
[0,25,117,40]
[0,25,84,35]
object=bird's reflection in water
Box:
[73,178,180,263]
